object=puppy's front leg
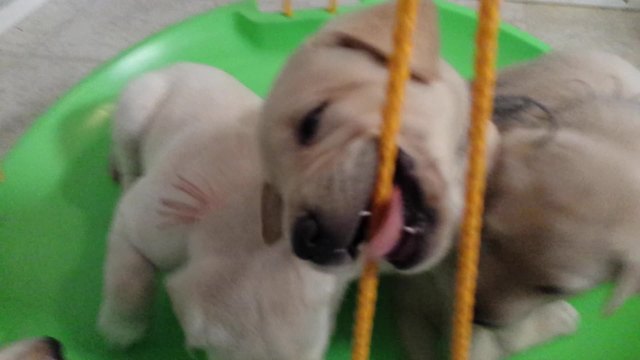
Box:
[98,216,156,347]
[470,325,508,360]
[480,301,579,358]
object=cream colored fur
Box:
[99,63,347,360]
[396,50,640,360]
[479,51,640,324]
[259,0,483,275]
[102,5,640,360]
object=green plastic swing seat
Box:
[1,0,639,359]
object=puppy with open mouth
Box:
[259,0,481,275]
[394,50,640,360]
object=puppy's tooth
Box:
[359,210,371,217]
[404,226,417,234]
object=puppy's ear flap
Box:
[261,183,284,245]
[604,259,640,315]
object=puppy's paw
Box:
[543,301,579,336]
[471,326,506,360]
[97,306,148,348]
[495,301,580,355]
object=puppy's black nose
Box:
[292,213,349,266]
[292,214,320,256]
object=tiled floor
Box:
[0,0,638,157]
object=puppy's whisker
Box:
[359,210,371,217]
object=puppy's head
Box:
[259,1,490,274]
[476,101,640,326]
[495,50,640,115]
[0,337,64,360]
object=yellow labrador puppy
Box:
[479,84,640,324]
[474,96,640,357]
[395,51,640,360]
[478,50,640,326]
[0,337,63,360]
[100,63,261,346]
[100,63,348,359]
[259,0,482,276]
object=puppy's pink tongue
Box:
[366,188,404,260]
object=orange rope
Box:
[450,0,501,359]
[283,0,293,17]
[351,0,419,359]
[327,0,338,13]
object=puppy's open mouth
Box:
[348,151,437,270]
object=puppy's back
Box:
[112,63,260,187]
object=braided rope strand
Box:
[328,0,338,13]
[351,0,419,359]
[283,0,293,17]
[450,0,501,359]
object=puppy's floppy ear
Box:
[313,1,439,81]
[261,183,284,245]
[605,259,640,315]
[492,95,557,132]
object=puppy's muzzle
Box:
[291,150,437,269]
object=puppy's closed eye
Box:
[297,102,328,146]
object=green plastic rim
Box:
[1,0,638,359]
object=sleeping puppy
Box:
[100,63,265,344]
[99,63,348,359]
[478,101,640,325]
[0,337,63,360]
[395,50,640,360]
[478,50,640,326]
[472,97,640,356]
[259,0,485,277]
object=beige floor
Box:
[0,0,638,157]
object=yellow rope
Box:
[327,0,338,13]
[349,0,501,358]
[283,0,293,17]
[351,0,418,359]
[450,0,501,359]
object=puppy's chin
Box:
[306,257,365,280]
[390,235,455,275]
